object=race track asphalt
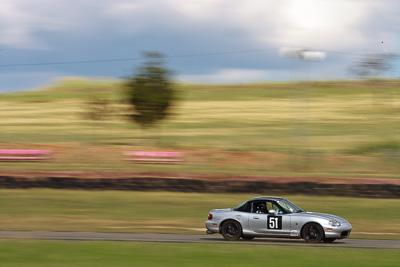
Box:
[0,231,399,249]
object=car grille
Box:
[341,231,350,238]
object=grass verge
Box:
[0,190,399,239]
[0,240,398,267]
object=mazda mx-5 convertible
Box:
[205,196,352,243]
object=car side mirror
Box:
[268,209,277,216]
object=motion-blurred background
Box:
[1,1,399,177]
[0,1,399,265]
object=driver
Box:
[256,203,267,214]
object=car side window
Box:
[252,202,258,213]
[251,201,287,214]
[253,202,270,214]
[266,201,273,211]
[233,201,250,212]
[272,203,284,214]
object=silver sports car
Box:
[205,196,352,243]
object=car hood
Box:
[294,212,348,223]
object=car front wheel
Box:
[221,220,242,241]
[302,223,324,243]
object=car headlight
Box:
[329,220,341,227]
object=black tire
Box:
[322,238,336,243]
[302,223,324,243]
[221,220,242,241]
[242,236,255,240]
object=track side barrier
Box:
[123,151,183,163]
[0,149,52,161]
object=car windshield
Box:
[277,199,304,214]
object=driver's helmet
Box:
[256,203,266,213]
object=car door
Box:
[249,214,291,235]
[248,201,291,236]
[265,213,291,235]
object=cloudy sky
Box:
[0,0,399,92]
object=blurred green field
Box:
[1,78,400,177]
[0,240,398,267]
[0,190,399,239]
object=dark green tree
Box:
[126,52,175,129]
[82,97,112,121]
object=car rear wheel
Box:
[221,220,242,241]
[302,223,324,243]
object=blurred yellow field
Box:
[0,78,400,177]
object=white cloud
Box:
[105,0,399,52]
[169,0,229,21]
[167,0,384,50]
[0,0,114,49]
[0,0,398,53]
[0,0,398,92]
[0,2,47,49]
[267,0,369,49]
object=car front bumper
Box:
[324,223,352,239]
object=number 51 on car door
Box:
[267,216,282,229]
